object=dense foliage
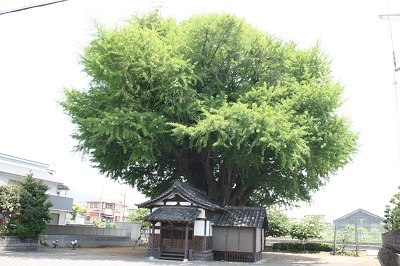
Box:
[61,12,358,206]
[290,215,326,242]
[69,204,86,220]
[0,185,21,235]
[93,221,116,228]
[271,242,333,252]
[266,209,292,237]
[127,208,150,229]
[383,186,400,231]
[0,174,52,238]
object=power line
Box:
[0,0,69,16]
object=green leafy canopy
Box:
[61,12,358,207]
[1,174,52,238]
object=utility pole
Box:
[120,192,126,225]
[98,186,104,223]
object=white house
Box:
[0,153,73,225]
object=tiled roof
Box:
[137,181,223,211]
[143,206,201,222]
[213,206,266,228]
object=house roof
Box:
[137,181,223,211]
[212,206,266,228]
[0,153,62,184]
[333,208,384,222]
[143,206,201,223]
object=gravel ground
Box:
[0,246,380,266]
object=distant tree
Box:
[0,185,21,235]
[61,12,358,207]
[266,209,292,237]
[127,208,150,229]
[69,204,86,220]
[8,174,52,238]
[357,226,368,240]
[290,215,326,243]
[337,225,355,253]
[370,228,382,242]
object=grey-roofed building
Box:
[333,208,384,231]
[137,181,266,262]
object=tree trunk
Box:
[173,147,251,207]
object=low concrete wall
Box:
[116,221,141,240]
[0,236,38,250]
[40,235,133,248]
[44,224,127,237]
[40,224,141,248]
[379,247,400,266]
[379,230,400,265]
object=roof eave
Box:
[137,189,222,211]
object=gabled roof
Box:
[137,181,223,211]
[333,208,384,222]
[212,206,266,228]
[143,206,201,223]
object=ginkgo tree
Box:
[61,12,357,207]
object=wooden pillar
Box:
[184,223,189,260]
[150,222,155,258]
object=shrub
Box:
[384,186,400,231]
[271,242,333,252]
[93,221,116,228]
[0,185,21,236]
[7,174,52,238]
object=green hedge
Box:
[271,242,333,252]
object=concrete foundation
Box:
[192,251,213,261]
[0,236,38,250]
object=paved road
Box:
[0,247,380,266]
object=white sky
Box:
[1,0,400,222]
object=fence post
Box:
[333,225,336,255]
[355,224,358,257]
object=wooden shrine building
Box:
[137,181,266,262]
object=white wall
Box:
[197,208,206,219]
[194,220,212,236]
[194,220,205,236]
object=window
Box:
[105,203,114,209]
[90,203,99,209]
